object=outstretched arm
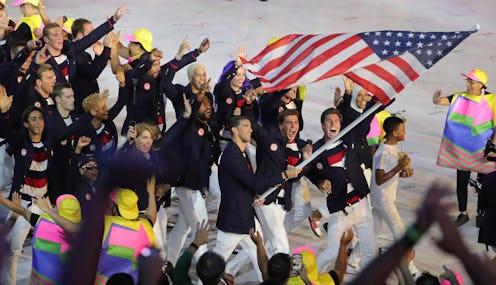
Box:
[34,197,80,233]
[0,192,31,222]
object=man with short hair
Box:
[70,19,113,117]
[28,4,127,83]
[212,116,300,282]
[0,86,91,285]
[307,107,375,274]
[166,97,220,264]
[46,83,77,201]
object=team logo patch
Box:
[85,193,92,201]
[226,98,233,105]
[198,128,205,136]
[90,144,96,151]
[34,101,41,107]
[270,143,278,152]
[316,162,323,170]
[144,82,151,91]
[21,148,27,156]
[60,139,67,146]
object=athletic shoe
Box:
[308,216,322,237]
[455,213,469,227]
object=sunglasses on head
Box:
[82,165,98,170]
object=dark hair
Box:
[107,273,134,285]
[383,116,404,138]
[320,107,342,124]
[22,106,44,124]
[53,82,72,98]
[267,253,291,283]
[71,18,91,37]
[416,271,440,285]
[229,115,250,129]
[196,252,225,285]
[277,109,299,125]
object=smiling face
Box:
[355,88,371,109]
[198,98,212,122]
[190,66,207,92]
[322,113,341,141]
[135,129,153,154]
[24,109,44,136]
[230,67,246,90]
[280,114,299,142]
[465,78,484,96]
[81,160,98,182]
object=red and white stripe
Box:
[241,34,381,93]
[345,52,425,104]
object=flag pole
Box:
[256,100,385,201]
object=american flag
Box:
[241,27,477,104]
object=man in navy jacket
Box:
[212,115,300,282]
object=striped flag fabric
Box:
[241,27,478,104]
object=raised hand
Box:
[236,46,246,66]
[198,37,210,54]
[75,136,91,153]
[34,196,53,213]
[112,4,129,21]
[0,85,13,113]
[342,75,354,94]
[182,93,192,119]
[93,41,104,56]
[35,46,51,65]
[176,34,191,60]
[103,32,115,48]
[249,228,263,246]
[193,220,210,246]
[146,175,156,196]
[340,228,354,246]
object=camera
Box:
[35,40,42,48]
[291,253,302,273]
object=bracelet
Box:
[190,242,199,250]
[403,224,422,247]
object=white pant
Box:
[372,198,419,275]
[372,197,404,239]
[153,206,168,260]
[224,219,263,276]
[2,199,42,285]
[207,165,221,212]
[284,178,312,233]
[213,230,263,282]
[255,202,289,256]
[0,142,13,192]
[316,197,375,273]
[166,187,208,265]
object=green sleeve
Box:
[172,250,194,285]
